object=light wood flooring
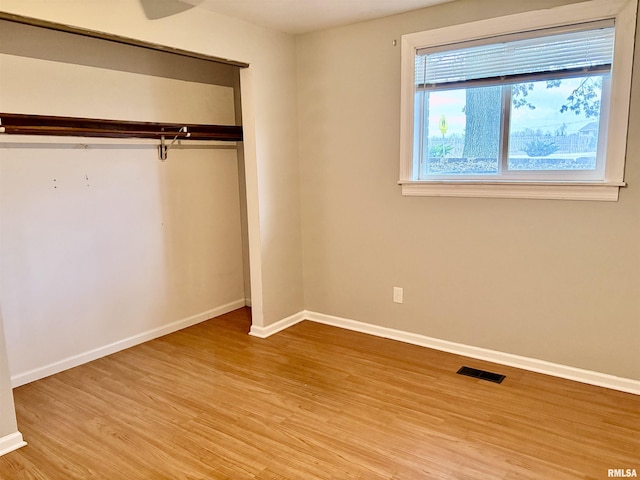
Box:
[0,307,638,479]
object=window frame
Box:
[399,0,637,201]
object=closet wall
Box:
[0,21,247,385]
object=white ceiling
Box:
[182,0,456,34]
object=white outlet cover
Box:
[393,287,403,303]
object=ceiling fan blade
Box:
[140,0,201,20]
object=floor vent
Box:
[457,366,505,384]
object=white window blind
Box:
[415,21,615,88]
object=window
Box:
[399,0,637,201]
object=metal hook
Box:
[158,126,190,161]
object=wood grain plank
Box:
[0,307,637,479]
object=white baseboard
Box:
[245,298,252,307]
[0,431,27,457]
[257,310,640,396]
[248,310,306,338]
[11,299,246,388]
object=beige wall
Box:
[297,0,640,380]
[0,308,18,439]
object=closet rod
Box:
[0,113,242,142]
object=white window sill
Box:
[399,181,625,201]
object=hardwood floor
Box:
[0,307,638,479]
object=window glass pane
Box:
[418,86,501,177]
[508,76,604,171]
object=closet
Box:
[0,15,251,385]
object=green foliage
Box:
[522,139,559,157]
[429,144,452,157]
[511,77,603,118]
[512,83,536,110]
[511,80,560,109]
[560,77,602,118]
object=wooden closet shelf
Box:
[0,113,243,141]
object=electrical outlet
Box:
[393,287,403,304]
